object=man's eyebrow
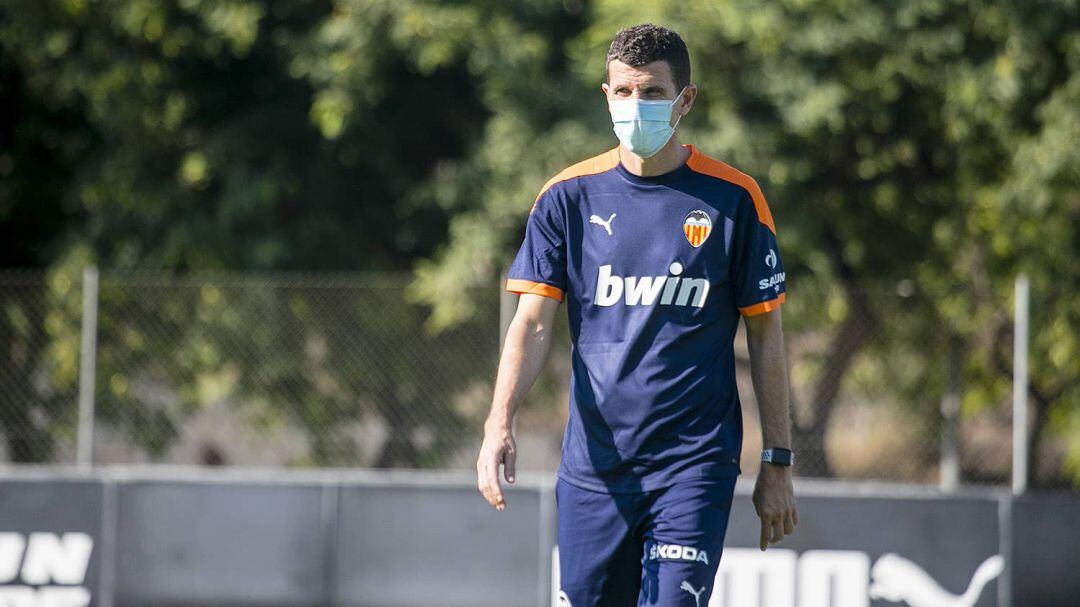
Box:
[609,82,666,92]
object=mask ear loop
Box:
[670,86,688,130]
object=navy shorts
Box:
[555,475,737,607]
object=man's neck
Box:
[619,137,691,177]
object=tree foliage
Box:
[411,0,1080,484]
[1,0,1076,483]
[0,0,544,465]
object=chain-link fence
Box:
[1,270,501,469]
[0,271,80,463]
[0,269,1075,491]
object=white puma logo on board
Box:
[870,553,1004,607]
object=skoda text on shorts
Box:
[477,23,798,607]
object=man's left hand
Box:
[752,463,798,550]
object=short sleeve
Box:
[505,190,567,302]
[731,186,786,316]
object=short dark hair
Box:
[606,24,691,91]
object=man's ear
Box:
[678,84,698,116]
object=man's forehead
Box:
[606,59,675,86]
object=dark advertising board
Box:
[0,479,103,607]
[112,480,328,607]
[0,472,1077,607]
[551,485,1007,607]
[334,483,547,607]
[1010,494,1080,607]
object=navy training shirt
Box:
[506,144,787,494]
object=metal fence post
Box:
[939,338,961,491]
[76,266,99,468]
[1012,274,1029,496]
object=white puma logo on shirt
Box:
[589,213,616,236]
[679,580,705,607]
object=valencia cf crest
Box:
[682,210,712,248]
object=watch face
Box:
[762,448,793,466]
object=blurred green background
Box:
[0,0,1076,486]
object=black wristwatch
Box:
[761,447,795,467]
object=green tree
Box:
[413,0,1079,485]
[2,0,1075,482]
[0,0,581,464]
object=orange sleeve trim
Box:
[684,144,777,235]
[739,292,786,316]
[529,147,622,213]
[505,278,564,302]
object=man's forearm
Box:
[485,312,555,431]
[746,313,792,449]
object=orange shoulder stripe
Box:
[739,293,786,316]
[685,145,776,234]
[530,147,621,212]
[505,278,564,302]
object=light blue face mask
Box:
[608,87,687,158]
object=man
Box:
[477,23,797,606]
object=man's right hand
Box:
[476,293,556,511]
[477,424,517,511]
